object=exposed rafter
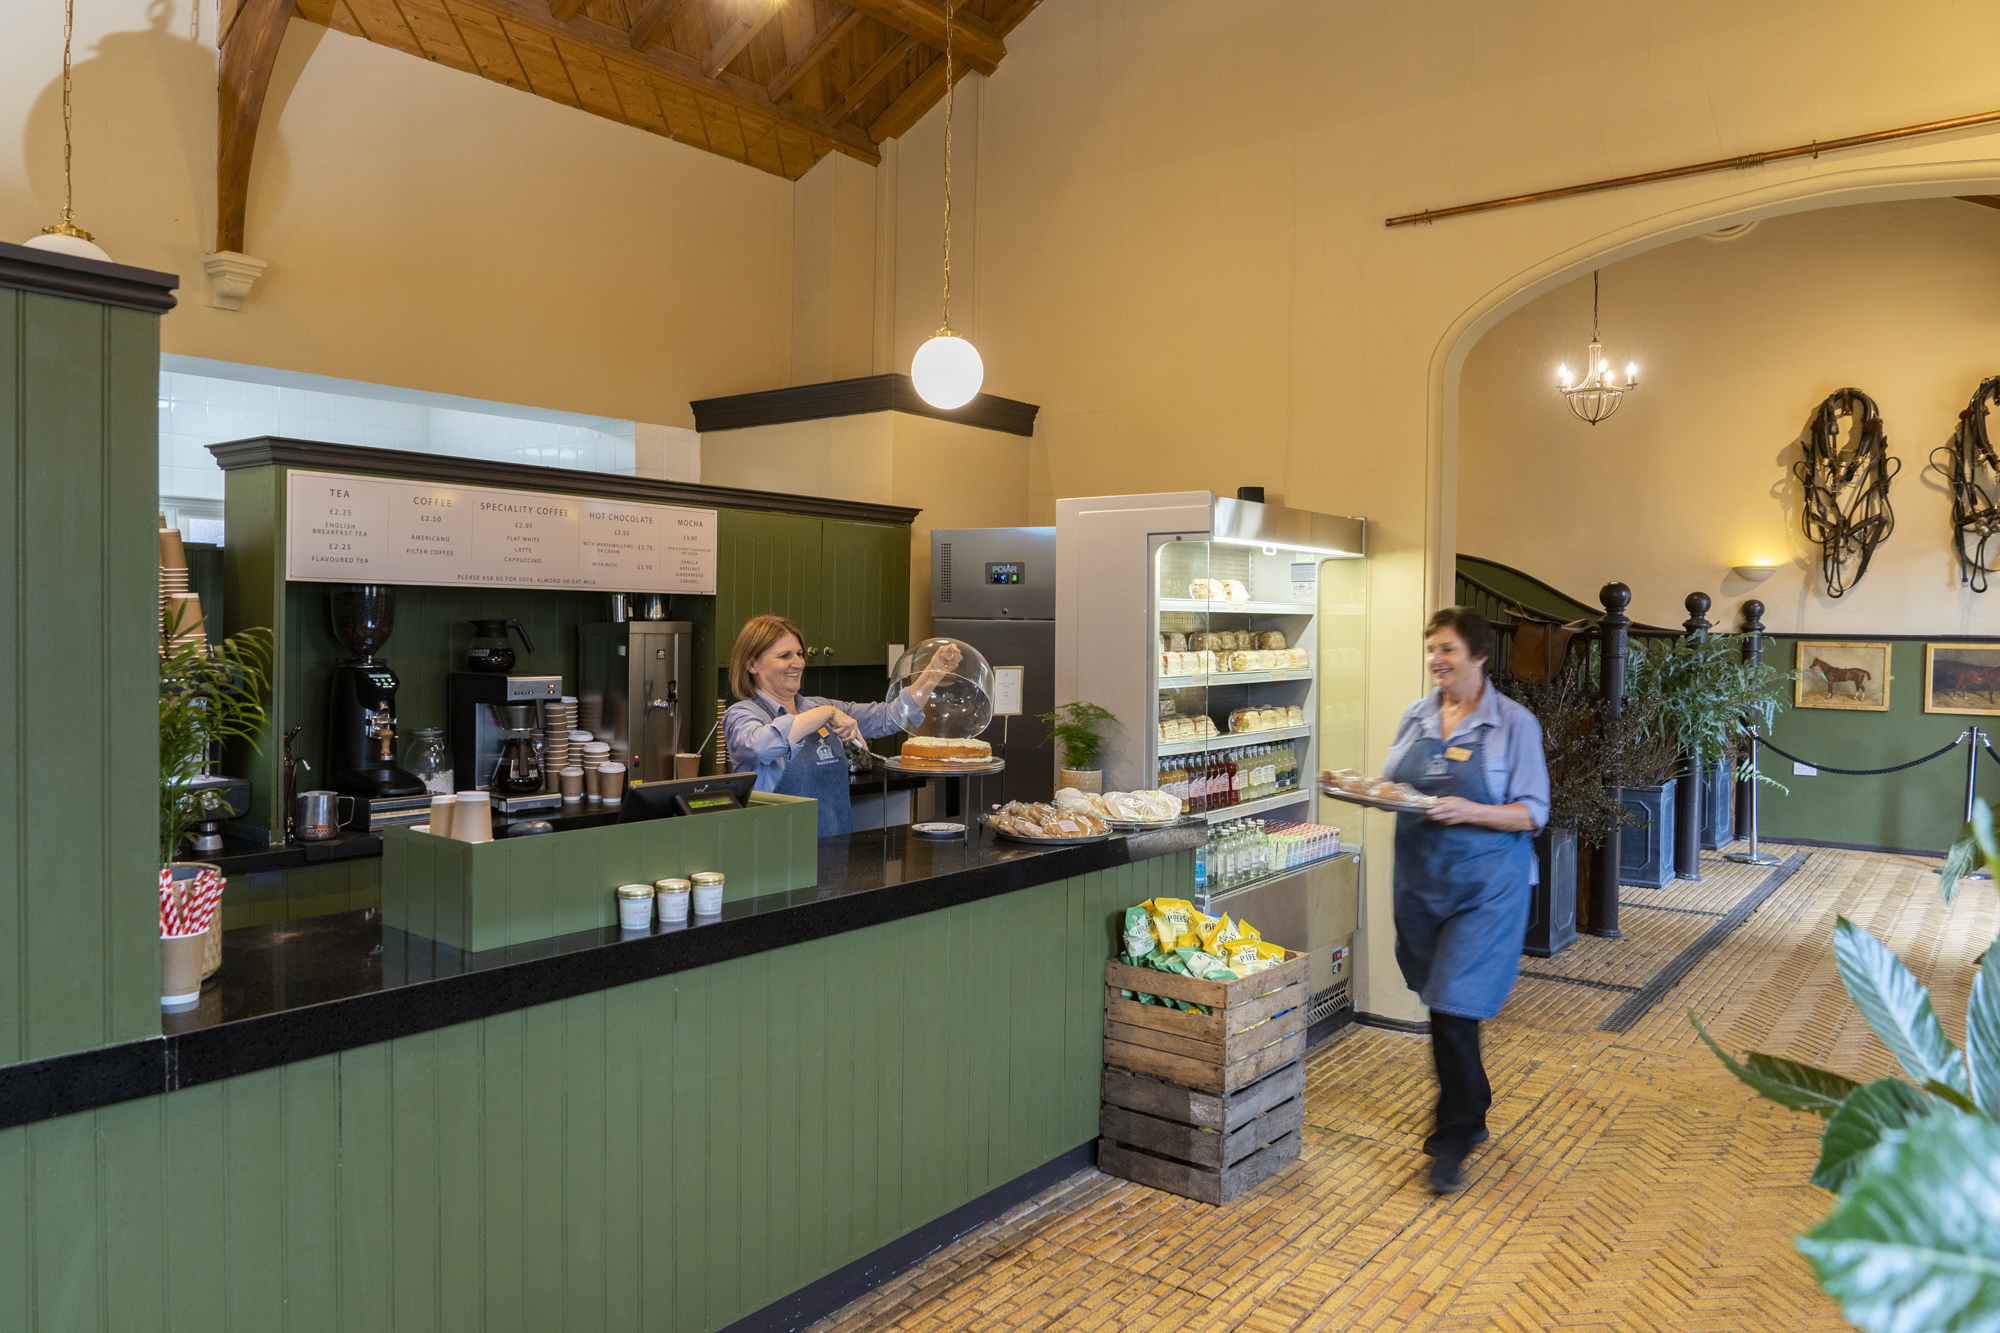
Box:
[844,0,1002,76]
[703,0,783,79]
[626,0,687,51]
[866,39,965,142]
[549,0,588,20]
[217,0,295,253]
[767,3,865,100]
[822,33,913,125]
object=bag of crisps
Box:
[1123,904,1160,959]
[1147,897,1198,951]
[1220,936,1265,975]
[1197,912,1244,954]
[1173,946,1240,982]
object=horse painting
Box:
[1796,642,1891,711]
[1928,647,2000,714]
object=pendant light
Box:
[909,0,983,409]
[1555,271,1635,425]
[22,0,112,263]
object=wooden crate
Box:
[1098,952,1308,1203]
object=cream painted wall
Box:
[1461,198,2000,635]
[699,412,1031,638]
[880,0,2000,1022]
[0,6,794,428]
[791,151,877,386]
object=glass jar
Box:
[405,727,453,795]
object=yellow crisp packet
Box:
[1198,912,1244,954]
[1221,936,1264,974]
[1148,897,1197,953]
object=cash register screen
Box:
[617,772,758,823]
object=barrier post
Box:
[1587,582,1630,938]
[1675,592,1711,880]
[1726,600,1780,867]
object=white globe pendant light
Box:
[909,0,983,409]
[22,0,112,264]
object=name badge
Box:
[1445,746,1473,762]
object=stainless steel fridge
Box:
[931,526,1058,805]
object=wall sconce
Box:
[1731,565,1780,583]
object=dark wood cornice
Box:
[690,373,1039,437]
[207,438,923,525]
[0,240,178,314]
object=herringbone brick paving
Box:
[807,842,1995,1333]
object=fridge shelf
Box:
[1199,788,1311,823]
[1157,667,1315,689]
[1157,598,1318,615]
[1158,723,1312,756]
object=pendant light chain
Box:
[939,0,954,335]
[1592,270,1600,342]
[59,0,76,231]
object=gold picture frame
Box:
[1924,644,2000,716]
[1795,641,1891,711]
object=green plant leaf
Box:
[1969,965,2000,1120]
[1943,833,1983,907]
[1835,917,1970,1095]
[1691,1012,1859,1117]
[1812,1078,1935,1194]
[1977,799,2000,869]
[1797,1108,2000,1333]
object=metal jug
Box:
[296,789,356,841]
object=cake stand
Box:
[879,755,1007,842]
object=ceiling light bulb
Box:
[1557,364,1569,384]
[911,333,984,409]
[1626,362,1637,384]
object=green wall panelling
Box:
[0,289,162,1063]
[0,849,1187,1332]
[381,792,817,950]
[1759,637,2000,854]
[714,509,821,644]
[820,519,909,665]
[219,857,383,930]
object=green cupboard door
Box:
[819,521,910,667]
[713,510,823,656]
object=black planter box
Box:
[1619,780,1677,889]
[1699,757,1735,850]
[1525,826,1579,957]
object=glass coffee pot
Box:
[490,703,547,795]
[466,618,534,673]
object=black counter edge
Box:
[0,830,1201,1130]
[720,1142,1094,1333]
[0,240,179,314]
[691,373,1040,438]
[207,438,923,526]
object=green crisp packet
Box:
[1173,947,1240,982]
[1123,905,1159,959]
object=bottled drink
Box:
[1194,838,1209,893]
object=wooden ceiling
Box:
[290,0,1040,179]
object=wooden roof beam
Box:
[822,32,912,124]
[866,42,966,142]
[549,0,589,20]
[703,0,784,79]
[217,0,294,254]
[447,0,881,162]
[767,3,865,100]
[627,0,687,51]
[845,0,1001,76]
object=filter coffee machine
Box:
[446,672,563,812]
[326,587,426,799]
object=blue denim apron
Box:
[753,697,854,837]
[1390,730,1533,1021]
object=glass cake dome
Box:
[886,637,994,738]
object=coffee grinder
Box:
[326,586,426,799]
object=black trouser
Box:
[1430,1011,1491,1150]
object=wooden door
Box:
[713,509,823,655]
[818,520,910,667]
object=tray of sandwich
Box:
[1054,786,1191,830]
[983,801,1114,844]
[1317,769,1441,815]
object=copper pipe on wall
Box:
[1385,107,2000,228]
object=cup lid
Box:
[599,762,625,772]
[691,871,725,884]
[616,883,653,899]
[655,878,692,891]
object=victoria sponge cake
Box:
[899,736,993,768]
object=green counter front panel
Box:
[0,288,163,1063]
[0,851,1189,1333]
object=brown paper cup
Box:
[158,527,187,571]
[675,752,701,780]
[429,795,457,838]
[161,933,205,1008]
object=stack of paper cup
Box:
[578,699,603,734]
[542,697,577,771]
[453,792,494,843]
[164,592,207,651]
[159,527,188,632]
[582,742,611,797]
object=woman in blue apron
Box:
[1381,607,1549,1193]
[721,615,962,837]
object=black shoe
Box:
[1422,1127,1488,1156]
[1428,1144,1469,1194]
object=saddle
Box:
[1509,616,1589,684]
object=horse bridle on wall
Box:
[1928,376,2000,593]
[1792,387,1898,598]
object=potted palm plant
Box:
[160,616,271,998]
[1041,701,1117,793]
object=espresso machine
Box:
[326,586,426,800]
[577,619,690,783]
[446,672,563,812]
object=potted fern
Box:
[160,617,272,997]
[1041,701,1116,794]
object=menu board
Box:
[285,469,716,594]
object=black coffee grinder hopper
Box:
[326,586,425,799]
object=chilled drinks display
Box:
[1155,744,1299,814]
[1193,818,1344,894]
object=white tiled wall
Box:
[157,366,644,505]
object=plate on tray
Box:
[1318,782,1440,816]
[979,815,1115,846]
[1103,815,1194,831]
[911,821,965,837]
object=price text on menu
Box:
[285,469,717,594]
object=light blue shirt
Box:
[1382,683,1550,831]
[723,689,924,792]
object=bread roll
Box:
[1257,631,1287,650]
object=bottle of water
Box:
[1194,837,1209,894]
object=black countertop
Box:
[2,822,1202,1131]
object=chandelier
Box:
[1556,271,1635,425]
[909,0,984,409]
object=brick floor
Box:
[807,843,1988,1333]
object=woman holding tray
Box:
[1380,606,1549,1194]
[722,614,961,838]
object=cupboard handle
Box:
[822,646,835,658]
[805,647,818,658]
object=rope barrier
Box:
[1753,730,1967,777]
